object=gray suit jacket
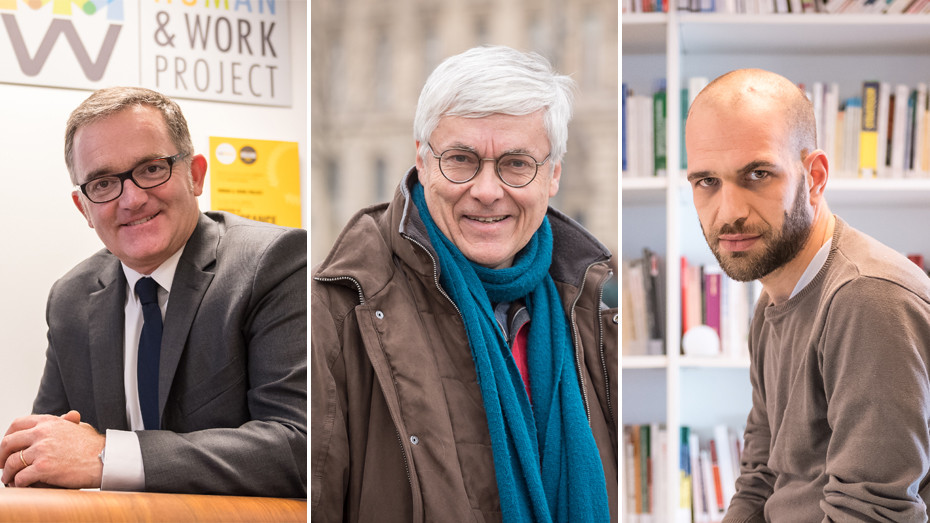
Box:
[33,211,307,497]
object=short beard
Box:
[702,176,814,282]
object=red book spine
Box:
[704,271,721,338]
[710,440,725,511]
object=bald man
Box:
[686,68,930,522]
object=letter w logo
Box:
[2,14,121,81]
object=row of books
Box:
[622,85,661,179]
[622,78,707,178]
[622,251,759,358]
[681,258,759,359]
[826,81,930,179]
[622,248,666,356]
[623,77,930,179]
[623,0,930,12]
[623,424,673,522]
[623,424,744,523]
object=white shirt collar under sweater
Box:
[789,236,832,300]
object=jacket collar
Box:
[159,213,217,417]
[88,260,130,430]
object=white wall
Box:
[0,2,306,434]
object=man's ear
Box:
[806,149,829,205]
[414,141,424,173]
[190,154,207,196]
[72,191,94,228]
[548,162,561,198]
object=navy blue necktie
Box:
[136,277,162,430]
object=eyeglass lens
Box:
[439,149,538,186]
[84,157,174,203]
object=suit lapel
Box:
[159,214,217,419]
[89,260,129,431]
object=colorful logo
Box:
[0,1,125,21]
[1,0,125,81]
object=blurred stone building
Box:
[310,0,618,266]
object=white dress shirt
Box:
[100,247,183,491]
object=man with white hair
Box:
[311,45,617,522]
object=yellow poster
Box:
[209,137,302,228]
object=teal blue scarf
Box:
[412,182,608,522]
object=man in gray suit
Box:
[0,87,306,497]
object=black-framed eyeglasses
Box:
[77,153,187,204]
[427,143,550,188]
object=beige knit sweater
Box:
[724,217,930,523]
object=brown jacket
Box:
[311,170,618,522]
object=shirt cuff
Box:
[100,429,145,492]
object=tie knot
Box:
[135,277,160,306]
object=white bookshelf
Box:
[622,12,930,519]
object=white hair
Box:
[413,45,575,167]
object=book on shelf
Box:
[810,82,824,154]
[859,80,880,178]
[624,429,638,520]
[640,425,651,519]
[841,97,862,178]
[680,258,757,360]
[623,83,628,173]
[891,83,910,178]
[915,84,929,177]
[622,248,666,357]
[824,84,839,167]
[906,88,918,176]
[713,425,738,506]
[654,84,668,178]
[708,441,725,514]
[681,87,688,171]
[877,81,891,178]
[679,427,693,523]
[703,266,722,341]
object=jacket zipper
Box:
[569,264,596,420]
[312,275,365,304]
[568,260,613,424]
[402,233,463,318]
[596,269,615,427]
[392,426,413,496]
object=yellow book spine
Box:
[859,81,880,178]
